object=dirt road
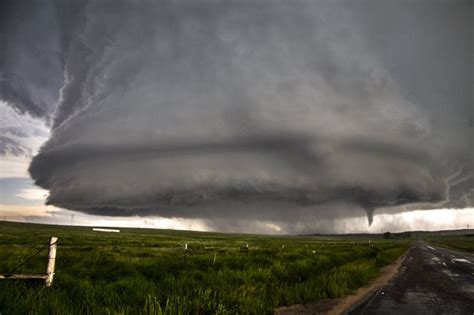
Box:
[350,240,474,314]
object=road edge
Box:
[334,251,408,315]
[276,249,409,315]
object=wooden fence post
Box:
[45,237,58,287]
[183,243,188,264]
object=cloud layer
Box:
[1,0,472,229]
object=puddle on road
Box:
[452,258,471,264]
[405,291,438,302]
[442,268,460,278]
[440,269,474,294]
[372,290,440,314]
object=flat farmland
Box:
[0,222,409,314]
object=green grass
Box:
[0,222,410,314]
[425,233,474,253]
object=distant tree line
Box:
[383,232,412,239]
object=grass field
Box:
[0,222,410,314]
[424,232,474,253]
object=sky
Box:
[0,0,473,234]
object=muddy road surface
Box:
[350,240,474,314]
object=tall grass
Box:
[0,222,410,314]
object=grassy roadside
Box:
[424,233,474,253]
[0,222,410,314]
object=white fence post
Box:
[45,237,58,287]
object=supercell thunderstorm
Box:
[1,0,472,230]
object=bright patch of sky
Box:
[341,208,474,234]
[0,101,50,178]
[0,155,33,178]
[0,178,46,205]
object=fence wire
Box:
[4,241,51,277]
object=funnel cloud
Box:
[1,0,472,230]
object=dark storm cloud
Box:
[1,0,472,228]
[0,0,64,119]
